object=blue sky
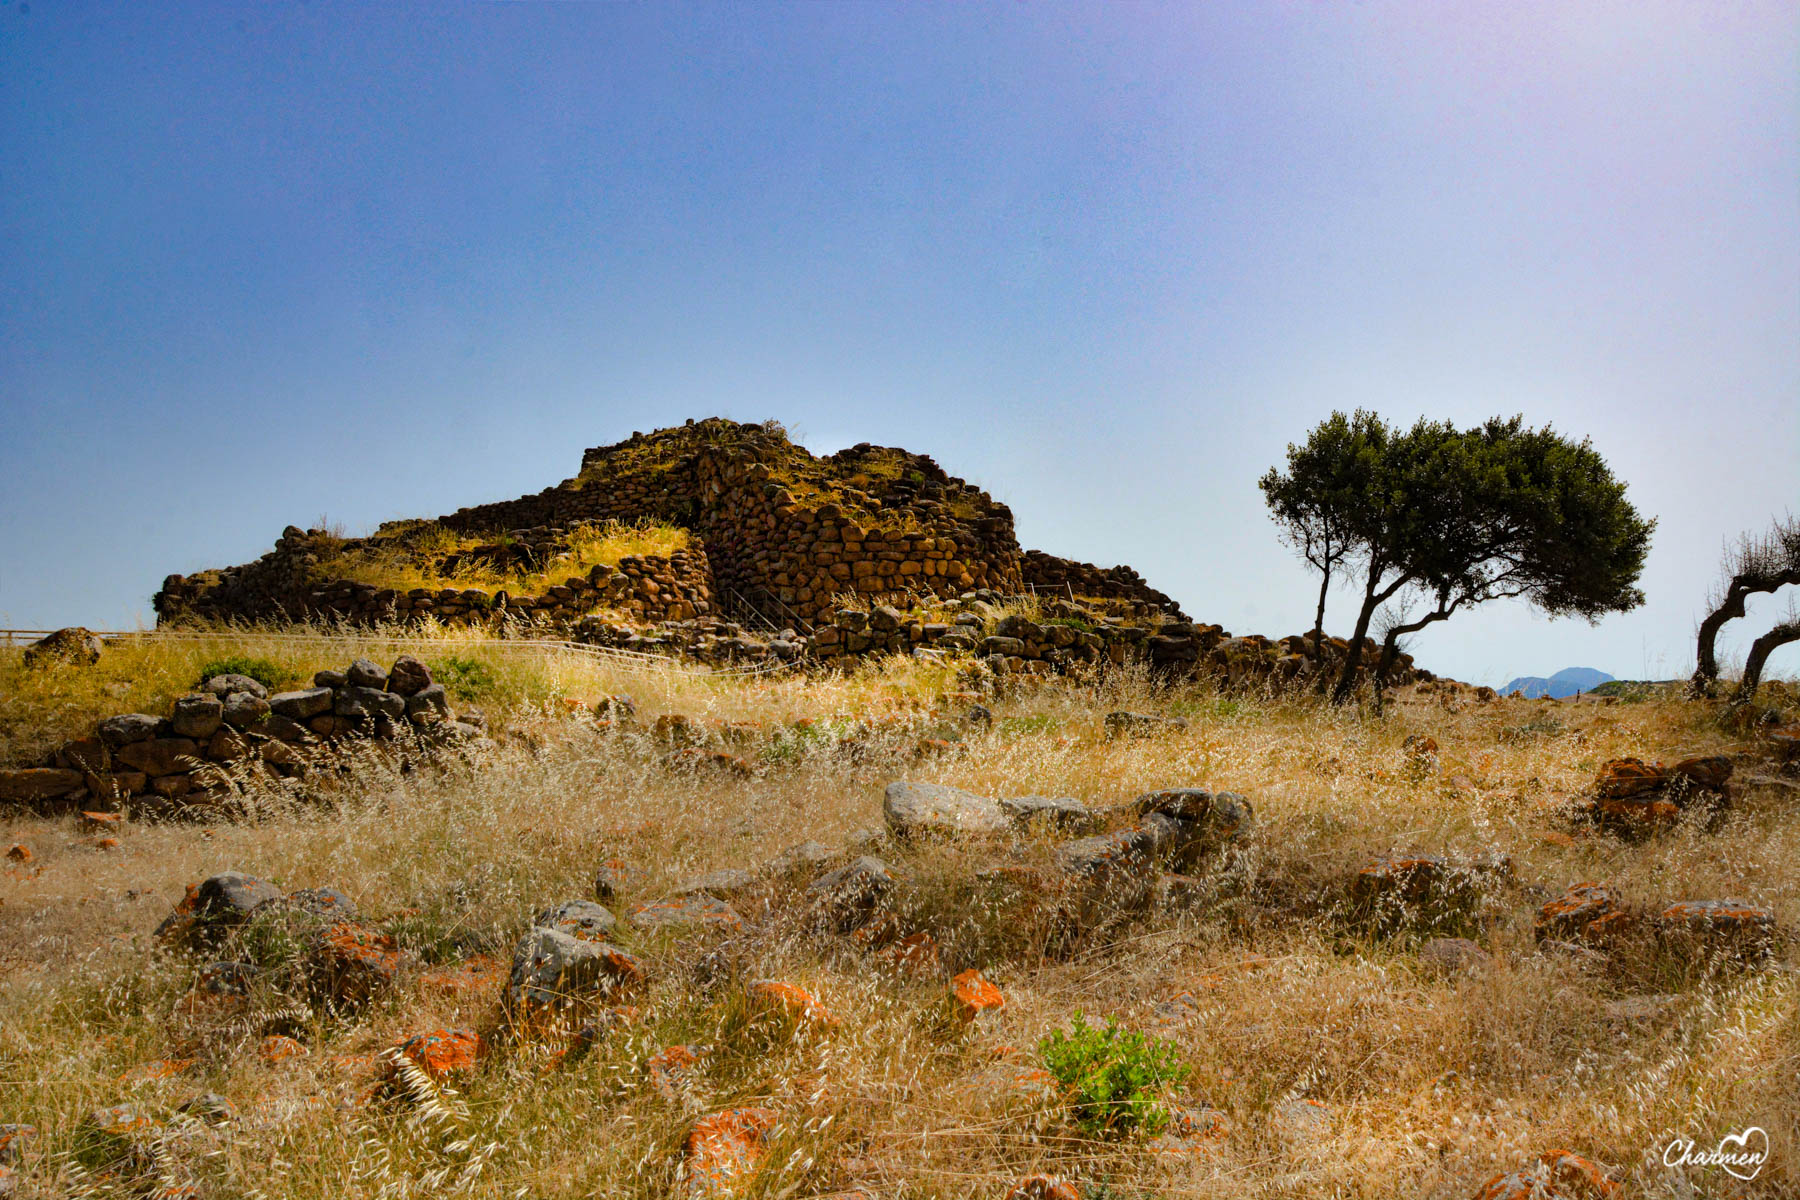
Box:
[3,1,1796,685]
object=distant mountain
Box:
[1500,667,1615,698]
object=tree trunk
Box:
[1311,565,1331,641]
[1731,620,1800,704]
[1331,567,1385,705]
[1691,587,1748,697]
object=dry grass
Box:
[2,640,1797,1199]
[315,518,692,596]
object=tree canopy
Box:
[1260,412,1654,703]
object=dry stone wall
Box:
[1021,550,1187,619]
[0,656,484,816]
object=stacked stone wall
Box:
[1020,550,1188,620]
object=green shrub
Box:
[1038,1012,1189,1139]
[195,655,292,691]
[431,655,498,700]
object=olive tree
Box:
[1690,514,1800,697]
[1262,413,1654,704]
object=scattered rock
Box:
[593,858,646,902]
[1419,937,1492,975]
[536,900,619,942]
[950,968,1005,1024]
[24,627,104,668]
[883,780,1009,838]
[509,927,645,1010]
[1000,793,1096,831]
[1006,1177,1081,1200]
[4,844,31,864]
[683,1106,778,1198]
[677,869,757,899]
[309,922,406,1007]
[629,893,743,933]
[389,1028,483,1081]
[1534,883,1635,947]
[746,980,837,1028]
[649,1043,707,1101]
[764,840,834,877]
[1656,899,1776,962]
[1104,711,1187,739]
[155,871,284,947]
[807,855,895,931]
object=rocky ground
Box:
[2,637,1797,1199]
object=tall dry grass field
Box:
[1,633,1795,1198]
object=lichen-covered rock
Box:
[508,927,645,1009]
[682,1106,779,1198]
[1104,711,1187,739]
[629,892,743,932]
[388,1028,482,1081]
[949,968,1005,1023]
[1000,794,1096,831]
[1534,883,1636,947]
[1656,899,1776,961]
[745,980,836,1028]
[23,627,102,668]
[154,871,284,947]
[536,900,619,942]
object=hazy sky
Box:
[3,2,1796,685]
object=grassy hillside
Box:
[2,636,1796,1198]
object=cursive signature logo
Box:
[1664,1126,1769,1181]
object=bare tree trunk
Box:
[1692,563,1800,696]
[1311,566,1331,641]
[1731,620,1800,704]
[1691,588,1748,697]
[1371,603,1456,711]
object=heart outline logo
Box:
[1717,1126,1769,1181]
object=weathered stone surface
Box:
[153,872,283,948]
[23,627,103,668]
[949,968,1005,1023]
[1535,882,1635,946]
[346,658,388,689]
[54,736,109,773]
[683,1107,778,1198]
[677,869,757,898]
[388,655,433,696]
[883,780,1009,838]
[201,673,268,700]
[388,1028,482,1081]
[98,713,165,748]
[999,794,1095,830]
[1419,937,1492,974]
[746,979,836,1028]
[269,688,334,719]
[170,693,224,739]
[629,893,742,932]
[807,855,894,930]
[508,927,645,1008]
[313,669,348,688]
[764,840,834,876]
[1657,899,1776,961]
[1104,711,1187,739]
[1006,1177,1081,1200]
[406,684,451,723]
[536,900,619,941]
[115,737,200,777]
[309,923,404,1006]
[221,692,271,729]
[1054,828,1159,904]
[0,768,84,804]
